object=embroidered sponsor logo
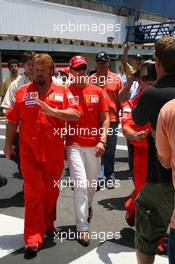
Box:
[91,95,99,103]
[25,100,36,106]
[84,95,91,103]
[22,92,38,101]
[48,92,55,99]
[123,107,132,113]
[29,92,38,99]
[54,93,63,101]
[84,95,99,103]
[46,92,63,101]
[22,93,30,100]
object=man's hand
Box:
[134,129,150,141]
[35,98,80,120]
[4,144,16,159]
[95,142,105,157]
[35,98,55,116]
[123,42,130,51]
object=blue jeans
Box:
[168,228,175,264]
[103,122,118,180]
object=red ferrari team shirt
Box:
[121,93,151,147]
[6,81,78,162]
[66,83,108,147]
[89,71,123,122]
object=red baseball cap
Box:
[69,55,87,68]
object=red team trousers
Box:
[125,146,148,217]
[20,153,64,245]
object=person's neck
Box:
[96,69,108,77]
[35,81,51,96]
[157,72,169,80]
[11,72,18,79]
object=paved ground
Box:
[0,120,168,263]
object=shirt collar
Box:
[32,80,54,98]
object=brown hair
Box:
[32,53,54,74]
[155,36,175,74]
[21,51,36,63]
[8,59,20,69]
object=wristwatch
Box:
[99,140,107,147]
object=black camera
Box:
[133,70,140,78]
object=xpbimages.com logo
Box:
[53,230,121,243]
[53,126,119,138]
[53,178,121,190]
[53,22,121,35]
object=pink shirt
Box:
[156,99,175,228]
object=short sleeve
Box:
[99,89,109,113]
[1,82,16,109]
[63,87,79,111]
[156,111,171,158]
[121,101,133,128]
[6,95,19,124]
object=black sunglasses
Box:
[96,60,108,64]
[72,65,87,71]
[141,75,154,82]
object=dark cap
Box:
[96,52,110,63]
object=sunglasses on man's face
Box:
[141,75,154,82]
[96,60,108,64]
[72,65,87,71]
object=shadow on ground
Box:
[0,191,24,208]
[115,170,132,181]
[98,196,130,211]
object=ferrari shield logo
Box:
[48,92,55,99]
[85,95,91,103]
[30,92,38,99]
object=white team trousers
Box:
[66,145,101,231]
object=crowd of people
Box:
[0,36,175,263]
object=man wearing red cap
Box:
[89,52,123,184]
[67,55,109,246]
[4,53,80,258]
[36,55,109,246]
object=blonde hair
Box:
[32,53,54,73]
